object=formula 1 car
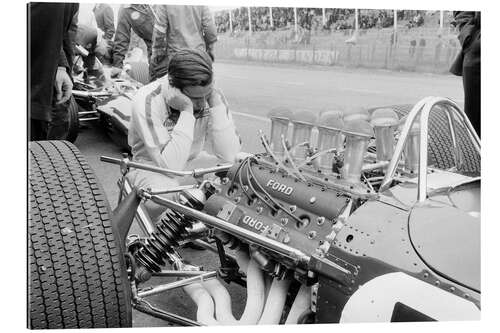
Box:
[66,44,150,143]
[28,96,480,328]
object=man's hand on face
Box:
[165,86,193,113]
[55,67,73,104]
[207,88,223,108]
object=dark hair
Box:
[167,49,213,89]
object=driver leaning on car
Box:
[128,48,241,220]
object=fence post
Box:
[294,7,298,34]
[384,45,389,69]
[248,7,252,36]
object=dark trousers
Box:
[30,101,69,141]
[462,64,481,138]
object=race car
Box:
[66,43,150,144]
[28,96,480,328]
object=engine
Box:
[201,108,400,280]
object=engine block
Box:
[204,155,354,269]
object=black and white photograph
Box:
[22,0,490,330]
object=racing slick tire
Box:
[28,141,132,329]
[66,96,80,143]
[377,104,480,177]
[127,61,150,85]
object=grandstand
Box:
[212,8,458,74]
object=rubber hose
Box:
[183,283,219,325]
[258,277,292,325]
[285,285,311,324]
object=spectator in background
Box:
[415,33,426,64]
[434,34,443,68]
[111,4,154,78]
[409,34,417,57]
[93,3,115,42]
[29,2,78,141]
[450,11,481,137]
[150,5,217,81]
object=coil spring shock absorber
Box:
[134,189,207,273]
[135,209,192,272]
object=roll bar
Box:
[379,96,480,203]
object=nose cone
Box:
[370,108,399,127]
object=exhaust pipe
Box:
[285,284,311,324]
[258,277,292,325]
[202,279,237,325]
[236,251,266,324]
[183,283,219,325]
[184,249,268,325]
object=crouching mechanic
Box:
[128,49,241,221]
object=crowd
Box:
[214,8,437,33]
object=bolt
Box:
[423,272,429,278]
[221,177,229,184]
[317,216,325,225]
[434,280,440,286]
[289,205,297,213]
[309,197,317,204]
[281,218,288,225]
[308,231,317,239]
[450,286,456,292]
[234,196,241,203]
[256,207,263,214]
[283,234,291,244]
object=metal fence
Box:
[215,27,460,74]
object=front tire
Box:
[65,96,80,143]
[28,141,132,328]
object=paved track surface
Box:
[74,61,463,327]
[214,61,463,117]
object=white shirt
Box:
[128,77,241,170]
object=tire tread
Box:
[28,141,131,329]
